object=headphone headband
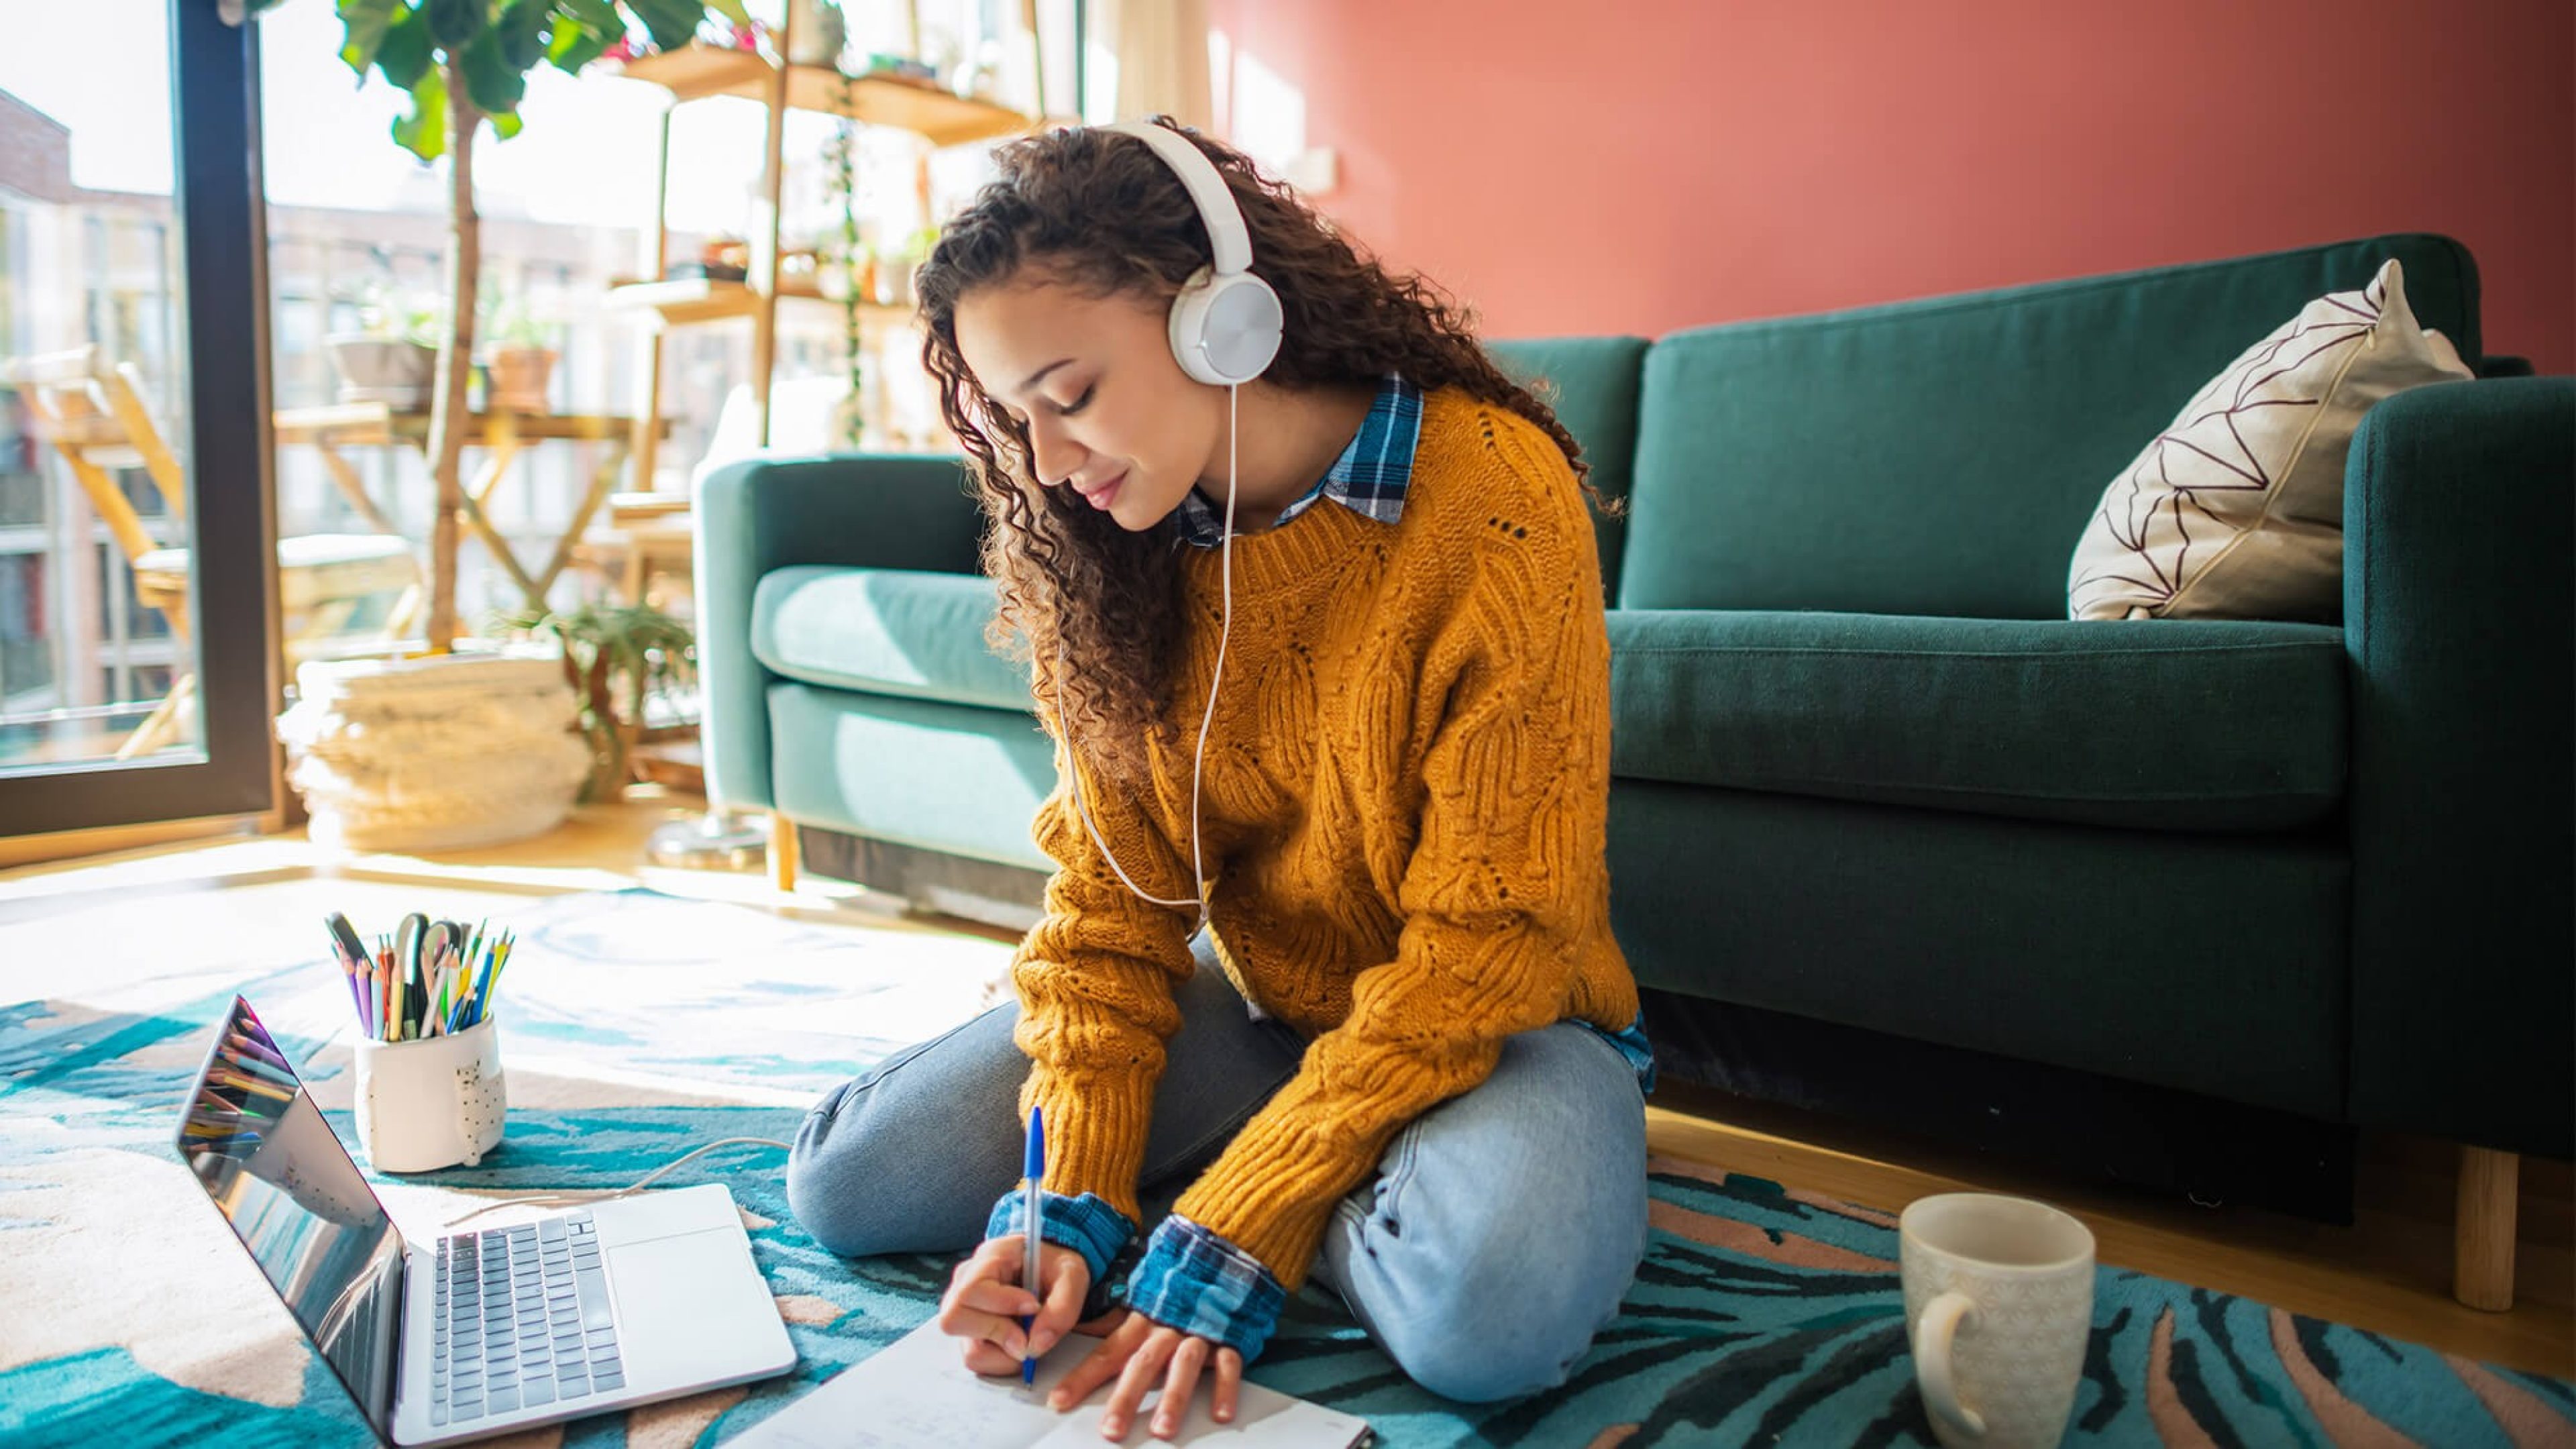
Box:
[1104,121,1254,278]
[1099,119,1281,388]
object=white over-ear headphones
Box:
[1105,120,1283,387]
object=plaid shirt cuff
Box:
[986,1189,1136,1285]
[1122,1214,1285,1362]
[1583,1009,1659,1095]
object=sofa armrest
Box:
[2345,378,2573,1156]
[693,453,983,811]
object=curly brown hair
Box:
[918,117,1610,784]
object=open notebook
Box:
[724,1318,1371,1448]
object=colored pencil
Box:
[338,957,366,1032]
[327,912,521,1041]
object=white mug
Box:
[352,1018,507,1173]
[1900,1192,2096,1449]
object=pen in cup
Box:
[1022,1105,1044,1387]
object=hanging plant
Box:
[831,67,865,449]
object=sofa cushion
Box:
[752,566,1027,712]
[1608,610,2346,831]
[1619,233,2483,619]
[1490,335,1648,603]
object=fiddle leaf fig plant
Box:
[239,0,746,652]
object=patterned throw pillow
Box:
[2066,259,2473,621]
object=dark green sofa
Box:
[695,234,2571,1301]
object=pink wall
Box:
[1210,0,2573,374]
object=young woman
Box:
[784,117,1651,1442]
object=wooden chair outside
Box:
[1,345,421,757]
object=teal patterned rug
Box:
[3,887,2567,1447]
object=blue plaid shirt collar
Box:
[1173,373,1423,549]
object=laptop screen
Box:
[175,996,405,1438]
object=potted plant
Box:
[873,223,942,308]
[492,600,696,804]
[327,288,441,408]
[240,0,743,853]
[482,297,561,413]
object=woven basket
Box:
[278,652,592,852]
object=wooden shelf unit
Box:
[604,276,919,327]
[614,47,1033,148]
[614,31,1038,495]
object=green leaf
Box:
[488,109,525,141]
[548,18,614,74]
[494,0,547,69]
[702,0,749,26]
[622,0,706,52]
[391,68,448,161]
[560,0,621,28]
[373,7,433,88]
[334,0,410,77]
[420,0,482,48]
[458,25,529,115]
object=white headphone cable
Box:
[1062,381,1238,936]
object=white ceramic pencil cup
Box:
[352,1018,507,1173]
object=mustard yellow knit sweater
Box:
[1010,386,1639,1289]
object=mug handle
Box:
[1916,1291,1987,1437]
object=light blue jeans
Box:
[786,934,1650,1403]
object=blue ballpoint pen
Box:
[1021,1106,1045,1386]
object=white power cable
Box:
[438,1137,793,1228]
[1063,381,1238,938]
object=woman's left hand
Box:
[1048,1309,1242,1441]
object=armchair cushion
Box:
[1608,610,2347,831]
[753,567,1025,711]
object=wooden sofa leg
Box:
[769,812,800,894]
[2455,1144,2519,1311]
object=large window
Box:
[0,0,278,833]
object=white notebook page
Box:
[722,1318,1371,1448]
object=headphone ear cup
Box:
[1169,266,1283,387]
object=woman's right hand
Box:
[937,1233,1092,1377]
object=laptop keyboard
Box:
[429,1211,624,1426]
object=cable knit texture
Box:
[1010,386,1639,1290]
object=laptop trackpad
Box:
[609,1230,784,1387]
[594,1183,735,1246]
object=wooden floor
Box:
[1648,1089,2571,1379]
[5,793,2569,1381]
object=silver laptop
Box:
[175,995,796,1446]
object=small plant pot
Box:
[786,0,847,64]
[872,261,918,309]
[486,345,557,413]
[327,335,438,409]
